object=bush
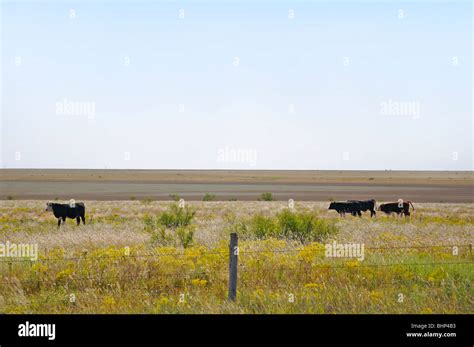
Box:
[158,203,196,228]
[144,204,197,248]
[249,215,277,239]
[202,193,216,201]
[277,209,338,243]
[176,226,195,248]
[143,214,156,232]
[232,209,338,243]
[148,224,175,246]
[258,192,274,201]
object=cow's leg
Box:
[76,217,81,226]
[57,218,61,227]
[357,211,362,217]
[62,217,66,225]
[81,215,86,225]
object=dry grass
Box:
[2,200,472,249]
[0,200,472,313]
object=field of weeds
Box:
[0,200,472,313]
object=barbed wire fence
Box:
[0,234,472,302]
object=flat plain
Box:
[1,169,472,202]
[0,170,472,313]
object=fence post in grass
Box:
[228,233,238,301]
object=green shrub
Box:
[249,214,277,239]
[232,209,338,243]
[258,192,274,201]
[149,225,175,246]
[143,214,156,233]
[277,209,338,243]
[202,193,216,201]
[158,203,196,228]
[144,204,197,248]
[176,226,195,248]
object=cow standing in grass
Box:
[378,200,414,217]
[347,199,377,217]
[46,200,86,227]
[328,201,362,217]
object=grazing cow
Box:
[347,199,377,217]
[328,201,362,217]
[45,200,86,227]
[378,200,414,217]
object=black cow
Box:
[347,199,377,217]
[378,200,414,217]
[328,201,362,217]
[46,201,86,227]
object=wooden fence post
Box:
[228,233,238,301]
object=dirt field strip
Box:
[0,170,472,203]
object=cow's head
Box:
[45,202,53,211]
[328,202,335,210]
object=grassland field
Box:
[0,199,472,314]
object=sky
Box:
[1,0,472,170]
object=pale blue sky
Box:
[1,1,472,170]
